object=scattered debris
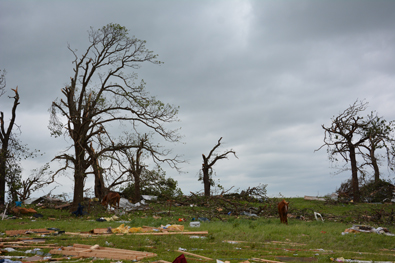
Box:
[251,257,284,263]
[118,198,147,211]
[276,256,317,262]
[190,222,200,227]
[71,203,86,216]
[24,195,64,205]
[240,211,258,217]
[342,225,395,236]
[141,195,158,201]
[314,212,324,222]
[1,203,8,220]
[54,203,70,209]
[304,196,325,201]
[89,225,207,236]
[96,215,120,222]
[330,257,394,263]
[5,229,55,236]
[11,207,37,215]
[50,243,157,261]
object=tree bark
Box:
[369,143,380,183]
[93,162,105,199]
[349,146,360,202]
[201,138,237,197]
[0,87,19,205]
[0,148,7,205]
[202,157,211,197]
[133,171,141,202]
[72,144,86,209]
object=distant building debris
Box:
[304,196,325,201]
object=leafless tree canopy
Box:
[317,99,395,202]
[49,24,181,208]
[98,132,183,202]
[357,112,395,183]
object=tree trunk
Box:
[203,167,210,197]
[370,145,380,183]
[94,175,105,200]
[0,149,6,205]
[349,146,360,202]
[134,172,141,203]
[72,145,86,209]
[93,160,105,199]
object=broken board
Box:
[5,229,55,236]
[50,244,157,261]
[90,228,208,236]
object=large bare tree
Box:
[49,24,180,208]
[316,100,370,202]
[201,137,237,197]
[0,69,20,205]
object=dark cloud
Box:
[1,0,394,198]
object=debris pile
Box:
[342,225,395,236]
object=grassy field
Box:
[1,197,394,263]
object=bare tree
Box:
[0,69,20,205]
[103,132,183,202]
[316,100,370,202]
[358,112,395,183]
[8,163,57,202]
[200,137,237,197]
[49,24,181,208]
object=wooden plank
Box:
[2,244,59,249]
[185,257,211,261]
[269,241,306,246]
[6,229,55,236]
[50,244,157,261]
[91,228,111,234]
[73,243,154,254]
[251,258,284,263]
[86,230,208,236]
[133,231,208,236]
[51,249,156,261]
[55,203,71,209]
[175,250,213,261]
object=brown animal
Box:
[278,199,289,224]
[101,192,120,209]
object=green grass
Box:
[1,198,394,263]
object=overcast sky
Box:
[1,0,395,199]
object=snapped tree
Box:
[49,24,181,208]
[0,70,54,204]
[200,137,237,197]
[0,69,20,205]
